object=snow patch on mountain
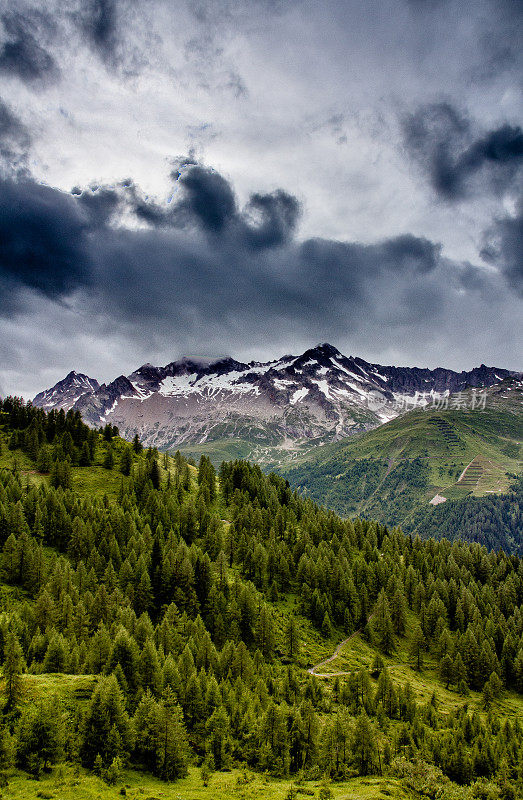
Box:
[32,344,520,454]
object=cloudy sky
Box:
[0,0,521,397]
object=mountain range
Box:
[32,343,519,459]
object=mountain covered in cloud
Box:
[33,344,518,456]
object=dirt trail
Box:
[308,614,375,678]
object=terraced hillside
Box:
[279,379,522,542]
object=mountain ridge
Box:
[33,343,520,453]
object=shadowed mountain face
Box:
[33,343,518,454]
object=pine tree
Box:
[103,447,115,470]
[150,459,161,490]
[120,446,133,476]
[391,589,408,636]
[81,675,133,767]
[155,688,189,780]
[352,711,377,775]
[37,445,53,473]
[16,698,64,776]
[321,611,333,638]
[285,615,301,661]
[79,441,91,466]
[107,627,140,693]
[256,604,275,657]
[3,628,25,709]
[206,706,232,771]
[440,653,454,689]
[409,623,425,671]
[373,591,395,654]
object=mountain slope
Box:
[32,343,518,459]
[279,378,523,544]
[33,371,100,411]
[1,397,523,800]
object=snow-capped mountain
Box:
[33,371,100,412]
[32,344,518,456]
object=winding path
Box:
[307,614,375,678]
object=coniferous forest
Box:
[0,397,522,799]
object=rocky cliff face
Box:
[33,372,100,412]
[32,344,518,453]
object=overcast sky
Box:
[0,0,521,398]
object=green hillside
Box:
[0,397,522,800]
[279,381,522,546]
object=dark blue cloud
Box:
[0,163,446,328]
[481,196,523,297]
[0,11,58,84]
[403,103,523,200]
[83,0,119,62]
[0,179,94,300]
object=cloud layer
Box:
[0,0,521,395]
[1,162,520,396]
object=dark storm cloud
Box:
[85,0,119,58]
[244,191,301,248]
[403,103,523,200]
[174,165,237,232]
[0,165,473,352]
[481,197,523,297]
[0,163,446,332]
[0,11,59,84]
[0,179,94,302]
[0,100,29,144]
[127,165,301,247]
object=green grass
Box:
[4,764,412,800]
[277,389,522,525]
[305,611,523,724]
[0,427,198,501]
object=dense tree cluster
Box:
[0,400,522,795]
[407,485,523,555]
[1,397,98,482]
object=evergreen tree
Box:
[150,459,161,490]
[372,591,395,654]
[155,688,189,780]
[37,445,53,473]
[409,623,425,671]
[285,615,301,661]
[440,654,455,689]
[79,441,92,467]
[16,698,64,776]
[120,446,133,476]
[103,447,115,470]
[81,675,133,767]
[3,628,25,709]
[352,711,377,775]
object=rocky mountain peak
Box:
[33,346,520,454]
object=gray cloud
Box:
[403,103,523,200]
[0,10,59,84]
[481,197,523,297]
[1,162,519,400]
[0,0,521,396]
[0,97,31,175]
[85,0,119,59]
[0,178,94,304]
[0,164,442,312]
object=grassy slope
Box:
[277,385,522,526]
[5,764,410,800]
[2,419,523,798]
[0,428,170,500]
